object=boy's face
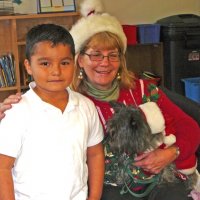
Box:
[24,41,74,95]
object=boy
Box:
[0,24,104,200]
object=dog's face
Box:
[106,102,153,156]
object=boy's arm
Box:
[87,142,105,200]
[0,154,15,200]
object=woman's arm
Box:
[0,154,15,200]
[157,89,200,161]
[135,80,200,174]
[0,93,22,120]
[87,142,105,200]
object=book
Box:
[0,54,16,87]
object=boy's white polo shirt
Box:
[0,82,104,200]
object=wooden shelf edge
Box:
[0,12,80,20]
[0,86,18,91]
[17,41,26,46]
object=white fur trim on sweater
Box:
[178,162,197,175]
[139,102,165,134]
[70,0,127,53]
[163,132,176,146]
[194,170,200,192]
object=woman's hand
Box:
[134,146,178,174]
[0,93,22,120]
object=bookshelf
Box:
[125,43,164,85]
[0,12,79,101]
[0,12,164,102]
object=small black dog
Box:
[104,102,197,197]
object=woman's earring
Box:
[78,68,84,79]
[117,72,121,80]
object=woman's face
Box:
[78,48,120,90]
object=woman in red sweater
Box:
[0,0,200,199]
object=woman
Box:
[0,0,200,199]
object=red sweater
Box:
[86,79,200,174]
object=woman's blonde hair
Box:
[71,32,136,93]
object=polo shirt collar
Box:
[28,82,80,112]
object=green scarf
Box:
[84,80,119,101]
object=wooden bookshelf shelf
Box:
[125,43,164,85]
[0,86,18,91]
[17,41,26,46]
[0,12,79,101]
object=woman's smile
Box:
[95,69,112,74]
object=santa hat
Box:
[139,102,176,147]
[70,0,127,54]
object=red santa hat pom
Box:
[80,0,104,16]
[139,102,165,134]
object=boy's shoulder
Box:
[5,93,33,120]
[68,89,97,113]
[69,89,94,104]
[1,90,33,126]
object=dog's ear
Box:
[109,101,125,113]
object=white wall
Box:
[103,0,200,24]
[14,0,38,14]
[76,0,200,24]
[14,0,200,24]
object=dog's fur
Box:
[105,102,197,189]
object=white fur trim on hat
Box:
[70,0,127,53]
[80,0,104,16]
[139,102,165,134]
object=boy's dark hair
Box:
[25,23,75,61]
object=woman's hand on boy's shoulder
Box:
[0,93,22,120]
